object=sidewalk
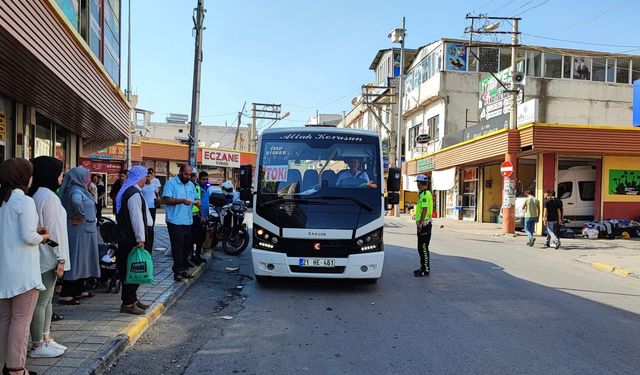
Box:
[26,218,210,375]
[398,214,640,280]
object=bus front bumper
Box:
[252,249,384,279]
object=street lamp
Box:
[265,111,290,130]
[482,22,501,32]
[390,17,405,218]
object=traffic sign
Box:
[501,161,513,178]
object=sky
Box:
[122,0,640,131]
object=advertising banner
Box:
[445,43,467,71]
[478,63,524,131]
[609,169,640,195]
[202,149,241,168]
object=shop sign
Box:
[0,112,5,142]
[415,134,431,144]
[80,159,123,174]
[478,63,524,130]
[202,149,240,168]
[609,169,640,195]
[417,157,435,172]
[516,99,539,126]
[445,43,467,71]
[84,145,125,160]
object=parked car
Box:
[514,166,596,229]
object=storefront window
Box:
[55,126,69,166]
[462,168,478,220]
[34,113,52,158]
[0,94,15,162]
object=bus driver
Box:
[336,157,378,189]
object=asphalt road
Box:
[108,218,640,375]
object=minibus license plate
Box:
[299,258,335,267]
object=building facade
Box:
[0,0,129,167]
[399,38,639,225]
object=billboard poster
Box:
[478,63,524,131]
[445,43,467,71]
[573,56,592,80]
[609,170,640,195]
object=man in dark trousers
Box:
[414,174,433,277]
[190,171,209,265]
[543,189,564,249]
[96,175,106,219]
[114,166,153,315]
[163,165,199,281]
[110,169,128,214]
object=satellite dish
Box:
[209,142,221,148]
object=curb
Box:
[574,256,640,280]
[77,253,213,375]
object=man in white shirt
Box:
[141,168,161,252]
[336,158,378,189]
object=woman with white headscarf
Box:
[58,167,100,305]
[115,166,154,315]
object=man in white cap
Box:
[414,174,433,277]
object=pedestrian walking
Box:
[109,170,128,215]
[522,190,540,247]
[27,156,70,358]
[0,158,48,375]
[96,175,106,220]
[140,168,161,252]
[58,167,100,305]
[162,165,199,281]
[543,189,564,249]
[190,171,209,265]
[115,166,153,315]
[414,174,433,277]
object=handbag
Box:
[125,246,155,284]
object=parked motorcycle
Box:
[208,200,250,255]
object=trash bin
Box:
[454,206,463,221]
[489,208,501,224]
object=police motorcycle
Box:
[208,181,250,255]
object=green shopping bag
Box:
[125,246,155,284]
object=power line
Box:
[283,91,358,110]
[474,0,498,13]
[509,0,537,15]
[546,0,636,34]
[513,0,550,16]
[522,33,640,49]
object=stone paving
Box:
[25,219,190,375]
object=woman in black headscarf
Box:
[0,158,49,375]
[28,156,70,358]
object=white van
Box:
[515,166,596,228]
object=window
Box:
[544,53,562,78]
[606,59,615,82]
[499,48,511,72]
[592,58,606,82]
[427,115,439,141]
[526,51,541,77]
[563,55,572,78]
[573,56,591,80]
[34,113,52,158]
[89,0,102,59]
[55,126,69,165]
[479,48,499,73]
[557,181,572,199]
[616,59,630,84]
[632,58,640,83]
[408,124,421,149]
[467,47,478,72]
[579,181,595,201]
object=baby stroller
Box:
[98,217,121,293]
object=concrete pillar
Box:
[594,159,602,221]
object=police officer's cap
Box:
[416,174,429,183]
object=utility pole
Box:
[125,0,132,169]
[389,17,406,218]
[188,0,205,168]
[465,14,521,233]
[233,102,247,150]
[250,103,282,152]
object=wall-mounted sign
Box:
[516,99,539,126]
[415,134,431,144]
[445,43,467,71]
[417,157,435,173]
[609,169,640,195]
[202,149,241,168]
[0,112,5,142]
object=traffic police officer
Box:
[414,174,433,277]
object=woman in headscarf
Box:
[58,166,100,304]
[115,166,154,315]
[0,158,48,375]
[27,156,70,358]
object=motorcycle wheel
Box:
[222,227,249,255]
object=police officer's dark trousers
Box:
[417,222,432,272]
